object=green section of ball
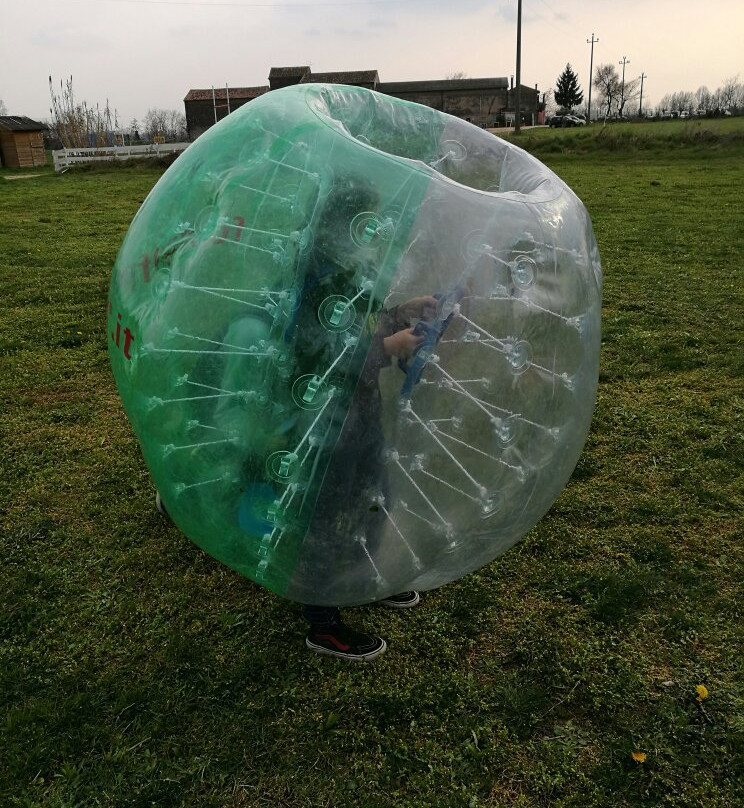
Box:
[108,85,443,594]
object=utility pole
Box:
[587,33,598,121]
[639,73,647,117]
[619,56,630,117]
[515,0,522,133]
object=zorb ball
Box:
[108,84,602,606]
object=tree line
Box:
[552,64,742,120]
[656,77,743,117]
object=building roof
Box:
[378,78,509,94]
[303,70,379,86]
[0,115,46,132]
[184,86,269,102]
[184,71,529,116]
[269,66,311,79]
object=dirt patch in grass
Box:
[3,173,44,180]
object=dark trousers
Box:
[302,604,341,626]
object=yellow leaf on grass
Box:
[695,684,709,702]
[631,751,647,763]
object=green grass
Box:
[500,115,744,157]
[1,123,743,807]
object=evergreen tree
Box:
[555,63,584,111]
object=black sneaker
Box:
[377,591,420,609]
[306,621,387,661]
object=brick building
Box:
[184,66,544,141]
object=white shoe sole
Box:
[305,637,387,661]
[155,491,169,518]
[378,592,420,609]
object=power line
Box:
[94,0,435,7]
[533,0,574,35]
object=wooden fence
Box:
[52,142,191,172]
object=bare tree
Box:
[659,91,692,115]
[678,91,695,114]
[543,88,558,119]
[656,93,671,115]
[656,76,744,118]
[0,98,7,116]
[142,108,187,142]
[167,110,187,141]
[734,84,744,113]
[142,109,164,142]
[694,86,713,114]
[593,63,622,119]
[446,71,468,80]
[617,77,641,118]
[719,75,743,113]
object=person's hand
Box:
[396,295,438,323]
[383,327,424,359]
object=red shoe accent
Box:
[315,633,351,651]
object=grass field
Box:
[498,116,744,155]
[1,120,742,807]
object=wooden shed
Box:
[0,116,47,168]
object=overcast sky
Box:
[1,0,742,125]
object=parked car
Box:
[549,114,586,128]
